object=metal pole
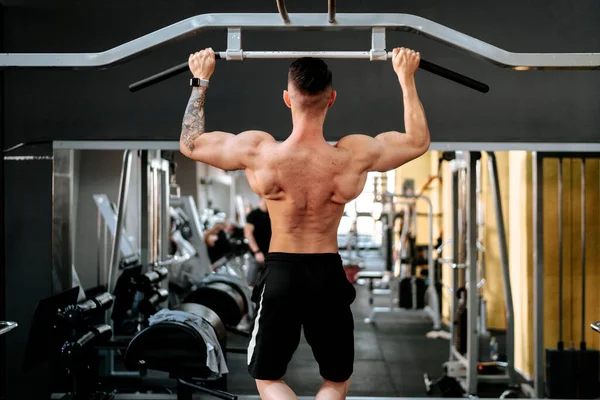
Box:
[159,159,170,264]
[276,0,290,23]
[475,157,486,334]
[152,159,160,263]
[466,152,479,395]
[140,151,150,269]
[328,0,336,23]
[96,209,102,288]
[425,194,440,329]
[486,151,516,385]
[149,158,156,264]
[532,152,545,398]
[450,163,460,361]
[140,150,150,265]
[103,220,109,284]
[107,150,133,293]
[235,51,375,59]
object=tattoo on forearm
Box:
[181,87,206,151]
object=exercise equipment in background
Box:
[125,303,238,400]
[545,158,599,400]
[362,180,441,331]
[23,288,114,399]
[425,151,518,398]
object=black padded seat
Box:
[184,282,244,327]
[124,303,226,379]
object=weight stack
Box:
[575,349,600,399]
[398,277,426,309]
[546,348,577,398]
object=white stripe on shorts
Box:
[247,285,266,365]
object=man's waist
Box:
[269,233,338,253]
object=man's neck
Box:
[289,112,326,142]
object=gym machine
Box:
[92,150,174,379]
[168,194,255,322]
[531,153,600,399]
[424,151,517,398]
[52,148,247,398]
[362,176,441,331]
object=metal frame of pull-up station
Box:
[1,0,599,93]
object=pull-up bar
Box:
[128,50,489,93]
[2,13,598,70]
[129,25,488,93]
[2,13,598,71]
[1,13,598,93]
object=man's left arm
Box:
[179,48,274,170]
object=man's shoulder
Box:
[238,130,277,144]
[335,134,374,150]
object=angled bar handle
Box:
[130,52,489,93]
[129,53,222,92]
[419,59,489,93]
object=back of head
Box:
[288,57,333,112]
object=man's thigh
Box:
[303,294,355,382]
[247,266,301,380]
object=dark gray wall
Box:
[4,146,54,400]
[4,0,600,146]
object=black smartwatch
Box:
[190,78,210,88]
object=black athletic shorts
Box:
[247,252,356,382]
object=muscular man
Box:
[180,47,430,400]
[244,197,272,285]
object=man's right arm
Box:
[337,48,430,172]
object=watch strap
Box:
[190,78,210,88]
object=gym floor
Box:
[226,250,449,397]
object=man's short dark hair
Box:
[288,57,333,94]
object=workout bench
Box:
[124,303,238,400]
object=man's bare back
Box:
[180,48,430,400]
[245,138,366,254]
